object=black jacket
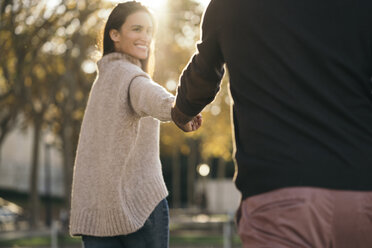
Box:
[175,0,372,199]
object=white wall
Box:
[197,179,241,213]
[0,126,64,197]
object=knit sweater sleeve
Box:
[129,76,175,122]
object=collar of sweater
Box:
[97,52,142,70]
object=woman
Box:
[69,2,201,247]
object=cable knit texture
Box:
[69,52,174,237]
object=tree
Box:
[0,0,104,227]
[0,0,63,227]
[46,0,105,209]
[152,0,203,207]
[154,0,234,207]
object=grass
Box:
[0,234,242,247]
[171,235,241,246]
[0,235,81,247]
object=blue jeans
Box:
[82,198,169,248]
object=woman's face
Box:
[110,11,153,60]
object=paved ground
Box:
[12,246,241,248]
[0,246,242,248]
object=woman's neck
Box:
[98,52,142,69]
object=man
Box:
[171,0,372,247]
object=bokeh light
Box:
[197,164,210,177]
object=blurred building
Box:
[0,126,64,198]
[196,179,241,213]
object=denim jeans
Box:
[82,198,169,248]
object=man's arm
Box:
[172,0,225,131]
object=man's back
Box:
[177,0,372,198]
[217,0,372,198]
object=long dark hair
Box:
[101,1,155,74]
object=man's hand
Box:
[171,105,203,132]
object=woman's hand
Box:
[184,114,203,132]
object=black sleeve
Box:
[175,0,225,116]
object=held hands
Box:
[171,105,203,132]
[184,114,203,132]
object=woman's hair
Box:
[101,1,156,74]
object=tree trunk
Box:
[187,139,198,208]
[172,147,181,208]
[0,142,2,168]
[64,71,76,209]
[217,157,226,179]
[61,72,76,210]
[62,124,74,209]
[29,118,42,228]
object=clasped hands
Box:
[171,105,202,132]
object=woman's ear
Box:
[109,29,120,42]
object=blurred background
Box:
[0,0,241,247]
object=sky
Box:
[46,0,210,11]
[125,0,210,10]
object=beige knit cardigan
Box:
[69,52,174,237]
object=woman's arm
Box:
[129,76,175,122]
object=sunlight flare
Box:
[108,0,168,12]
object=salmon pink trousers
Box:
[237,187,372,248]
